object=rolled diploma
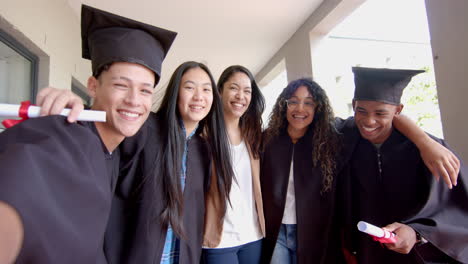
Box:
[357,221,387,238]
[0,103,106,122]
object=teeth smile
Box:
[119,111,139,118]
[363,127,377,132]
[232,103,244,107]
[191,106,203,110]
[293,115,306,119]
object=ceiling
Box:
[66,0,323,85]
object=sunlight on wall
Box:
[260,69,288,127]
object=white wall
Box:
[0,0,90,90]
[425,0,468,161]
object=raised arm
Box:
[393,114,460,188]
[36,87,85,123]
[0,201,23,264]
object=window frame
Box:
[71,77,92,107]
[0,28,39,102]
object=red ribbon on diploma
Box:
[371,233,397,244]
[2,100,32,128]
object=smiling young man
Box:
[339,67,468,263]
[0,5,176,264]
[88,61,154,151]
[353,100,403,145]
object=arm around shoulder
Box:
[393,114,460,188]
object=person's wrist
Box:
[415,231,428,245]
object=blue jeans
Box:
[271,224,297,264]
[201,239,263,264]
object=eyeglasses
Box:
[285,99,315,110]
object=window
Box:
[72,77,91,107]
[0,28,38,131]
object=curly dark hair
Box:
[263,78,340,193]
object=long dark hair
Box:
[157,61,234,237]
[217,65,265,158]
[264,78,339,192]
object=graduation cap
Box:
[352,67,425,105]
[81,4,177,85]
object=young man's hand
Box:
[36,87,84,123]
[393,114,460,189]
[419,137,460,189]
[383,222,417,254]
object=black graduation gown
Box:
[0,116,119,264]
[338,117,468,264]
[103,112,210,264]
[260,127,343,264]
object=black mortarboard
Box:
[352,67,425,105]
[81,5,177,84]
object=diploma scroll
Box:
[357,221,397,244]
[0,103,106,122]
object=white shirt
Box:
[215,141,263,248]
[281,159,296,224]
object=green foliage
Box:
[401,66,443,136]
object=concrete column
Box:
[425,0,468,161]
[256,0,365,83]
[284,35,313,82]
[256,0,346,84]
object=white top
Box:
[215,141,263,248]
[281,159,296,224]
